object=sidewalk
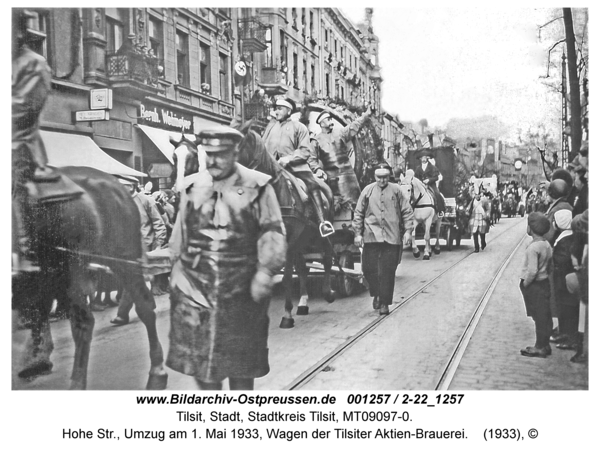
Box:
[450,234,588,390]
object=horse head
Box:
[234,120,281,179]
[171,134,206,194]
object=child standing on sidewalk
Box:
[520,212,554,358]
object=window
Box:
[200,43,211,86]
[303,57,307,92]
[293,52,298,88]
[310,63,315,94]
[26,10,49,58]
[219,53,229,101]
[176,31,189,86]
[264,27,272,67]
[148,16,163,59]
[309,11,314,38]
[325,72,330,97]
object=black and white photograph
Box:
[8,3,593,448]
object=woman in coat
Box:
[468,192,491,252]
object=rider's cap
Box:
[275,97,296,112]
[115,174,139,186]
[196,126,243,153]
[554,209,572,231]
[316,110,332,125]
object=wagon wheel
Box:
[336,250,357,298]
[445,225,453,251]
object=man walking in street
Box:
[353,164,415,315]
[263,97,334,237]
[167,126,287,390]
[110,176,167,325]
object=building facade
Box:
[24,8,239,189]
[21,8,391,189]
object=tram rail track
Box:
[286,218,527,391]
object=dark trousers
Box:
[473,232,487,250]
[520,279,552,348]
[362,243,402,306]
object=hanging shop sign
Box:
[90,88,113,110]
[139,102,193,133]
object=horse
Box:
[170,128,336,329]
[12,167,168,390]
[399,170,443,260]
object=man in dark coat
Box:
[543,179,573,246]
[413,150,445,217]
[167,126,287,390]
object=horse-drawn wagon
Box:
[405,146,469,252]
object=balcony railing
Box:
[238,18,269,53]
[106,51,163,87]
[244,101,271,122]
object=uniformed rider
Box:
[413,150,445,217]
[167,126,287,390]
[262,97,334,237]
[308,107,371,208]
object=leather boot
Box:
[310,190,334,237]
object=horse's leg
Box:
[16,275,55,380]
[433,216,442,254]
[411,222,420,258]
[124,271,168,389]
[423,215,432,260]
[68,294,94,390]
[280,251,295,328]
[295,253,310,315]
[321,240,335,303]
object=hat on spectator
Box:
[196,126,244,153]
[551,168,573,188]
[528,212,551,236]
[554,209,572,231]
[275,97,296,113]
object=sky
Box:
[341,5,574,136]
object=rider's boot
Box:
[310,191,334,237]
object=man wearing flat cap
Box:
[263,97,334,237]
[413,150,445,217]
[166,126,287,390]
[353,164,415,315]
[309,107,371,209]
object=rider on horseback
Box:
[12,9,82,272]
[309,107,371,209]
[263,97,334,237]
[413,149,445,218]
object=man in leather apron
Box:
[167,126,287,390]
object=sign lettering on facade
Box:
[74,110,110,122]
[139,103,193,132]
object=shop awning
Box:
[41,130,147,177]
[136,124,196,165]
